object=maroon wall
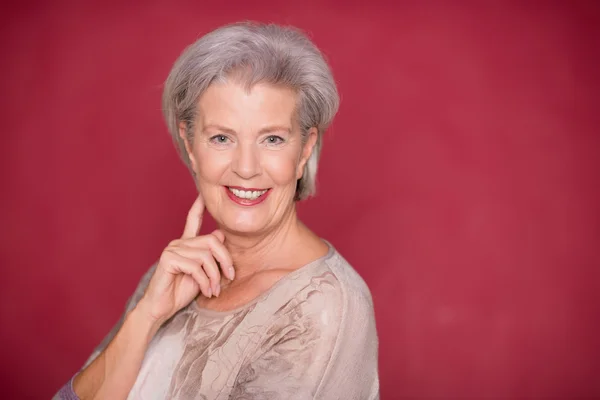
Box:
[1,1,599,398]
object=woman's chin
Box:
[219,218,267,236]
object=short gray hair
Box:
[162,22,339,200]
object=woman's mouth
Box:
[225,186,271,205]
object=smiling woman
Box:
[54,21,379,400]
[187,82,308,234]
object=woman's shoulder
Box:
[309,242,374,307]
[258,242,375,328]
[323,246,375,305]
[243,243,377,369]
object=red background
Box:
[1,1,599,399]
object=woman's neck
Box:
[219,208,306,281]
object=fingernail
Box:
[207,288,212,298]
[229,267,235,280]
[215,284,220,297]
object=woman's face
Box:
[180,81,317,235]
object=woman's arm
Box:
[71,301,161,400]
[55,195,234,400]
[53,264,156,400]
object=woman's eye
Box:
[265,135,284,145]
[210,135,229,144]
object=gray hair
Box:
[162,22,339,200]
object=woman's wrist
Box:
[128,299,165,342]
[81,303,161,399]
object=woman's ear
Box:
[297,127,318,179]
[179,122,198,170]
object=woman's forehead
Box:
[197,81,297,131]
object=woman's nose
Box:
[231,143,262,179]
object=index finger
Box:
[181,195,204,239]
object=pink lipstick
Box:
[225,186,271,206]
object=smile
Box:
[225,186,271,206]
[227,187,268,200]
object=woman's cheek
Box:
[266,149,302,185]
[197,150,230,180]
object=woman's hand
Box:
[72,195,233,400]
[137,195,234,326]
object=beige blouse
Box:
[75,243,379,399]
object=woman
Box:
[55,21,379,400]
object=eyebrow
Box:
[203,124,292,135]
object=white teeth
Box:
[228,187,267,200]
